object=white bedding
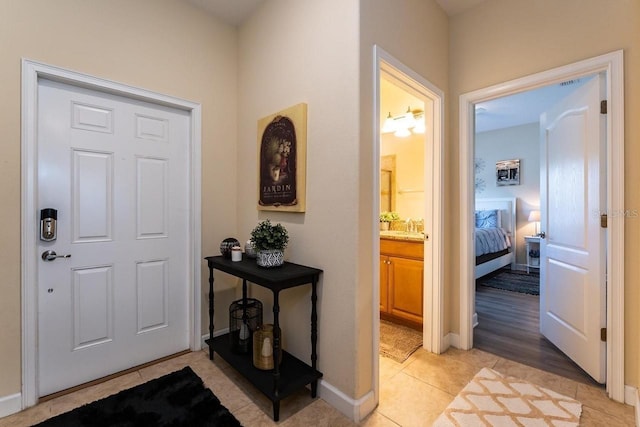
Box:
[475,227,511,257]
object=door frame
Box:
[20,59,202,407]
[372,45,445,403]
[458,50,624,401]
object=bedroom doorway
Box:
[471,80,602,386]
[459,51,624,401]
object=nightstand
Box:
[524,236,541,274]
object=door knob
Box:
[41,250,71,261]
[539,231,546,239]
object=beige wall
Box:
[448,0,640,386]
[236,0,362,397]
[237,0,449,402]
[476,123,541,265]
[360,0,450,397]
[0,0,238,397]
[381,132,426,220]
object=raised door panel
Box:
[389,256,423,324]
[380,256,389,313]
[72,150,113,242]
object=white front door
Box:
[539,74,606,383]
[37,78,190,395]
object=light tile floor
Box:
[0,348,634,426]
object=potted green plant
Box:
[250,219,289,267]
[529,249,540,266]
[379,211,399,231]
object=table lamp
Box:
[528,209,541,236]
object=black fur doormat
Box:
[477,269,540,295]
[33,366,243,427]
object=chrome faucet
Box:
[405,218,415,233]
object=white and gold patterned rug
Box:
[434,367,582,426]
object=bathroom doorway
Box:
[373,45,444,406]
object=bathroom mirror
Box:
[380,155,396,212]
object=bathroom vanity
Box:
[379,233,424,330]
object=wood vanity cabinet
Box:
[380,238,424,330]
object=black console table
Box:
[204,255,323,421]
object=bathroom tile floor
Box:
[0,347,634,426]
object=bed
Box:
[474,198,516,279]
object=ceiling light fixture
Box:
[412,111,425,134]
[381,106,425,137]
[381,112,396,133]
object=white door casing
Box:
[539,74,606,383]
[369,45,445,420]
[376,48,445,355]
[22,60,202,406]
[458,50,624,401]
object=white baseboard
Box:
[200,329,229,348]
[623,385,639,426]
[633,387,640,426]
[0,393,21,419]
[513,264,528,272]
[624,385,637,406]
[200,330,371,422]
[444,332,460,350]
[318,380,375,422]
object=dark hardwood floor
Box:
[474,282,602,387]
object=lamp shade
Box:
[528,210,540,222]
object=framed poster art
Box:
[496,159,520,186]
[257,103,307,212]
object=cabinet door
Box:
[388,256,423,324]
[380,255,389,313]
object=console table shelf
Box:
[204,255,323,421]
[205,334,322,401]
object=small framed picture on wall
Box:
[496,159,520,186]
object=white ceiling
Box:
[186,0,485,26]
[186,0,265,25]
[435,0,487,16]
[474,77,590,133]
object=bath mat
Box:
[379,319,422,363]
[433,367,582,426]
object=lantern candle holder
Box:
[229,298,262,354]
[253,323,282,370]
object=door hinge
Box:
[601,327,607,342]
[600,100,608,114]
[600,214,608,228]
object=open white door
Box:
[539,74,606,383]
